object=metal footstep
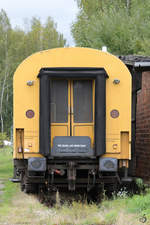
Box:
[9,178,20,183]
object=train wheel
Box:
[87,185,104,203]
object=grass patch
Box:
[0,147,18,218]
[126,189,150,220]
[99,189,150,224]
[0,147,150,224]
[51,202,104,225]
[0,147,13,179]
[0,182,19,216]
[2,193,143,225]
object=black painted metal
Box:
[95,74,106,156]
[38,67,108,78]
[39,75,50,156]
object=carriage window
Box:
[73,80,93,123]
[50,80,68,123]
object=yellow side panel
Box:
[24,137,39,154]
[51,125,69,147]
[106,138,120,153]
[120,132,130,159]
[73,125,94,148]
[24,130,39,154]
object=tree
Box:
[0,10,66,137]
[72,0,150,55]
[0,9,11,133]
[42,17,66,49]
[25,17,66,55]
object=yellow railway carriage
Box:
[12,47,131,193]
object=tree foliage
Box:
[0,9,66,136]
[72,0,150,55]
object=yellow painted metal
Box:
[106,136,120,153]
[13,47,131,160]
[51,125,69,143]
[16,129,24,153]
[71,80,95,148]
[120,132,130,159]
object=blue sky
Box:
[0,0,79,46]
